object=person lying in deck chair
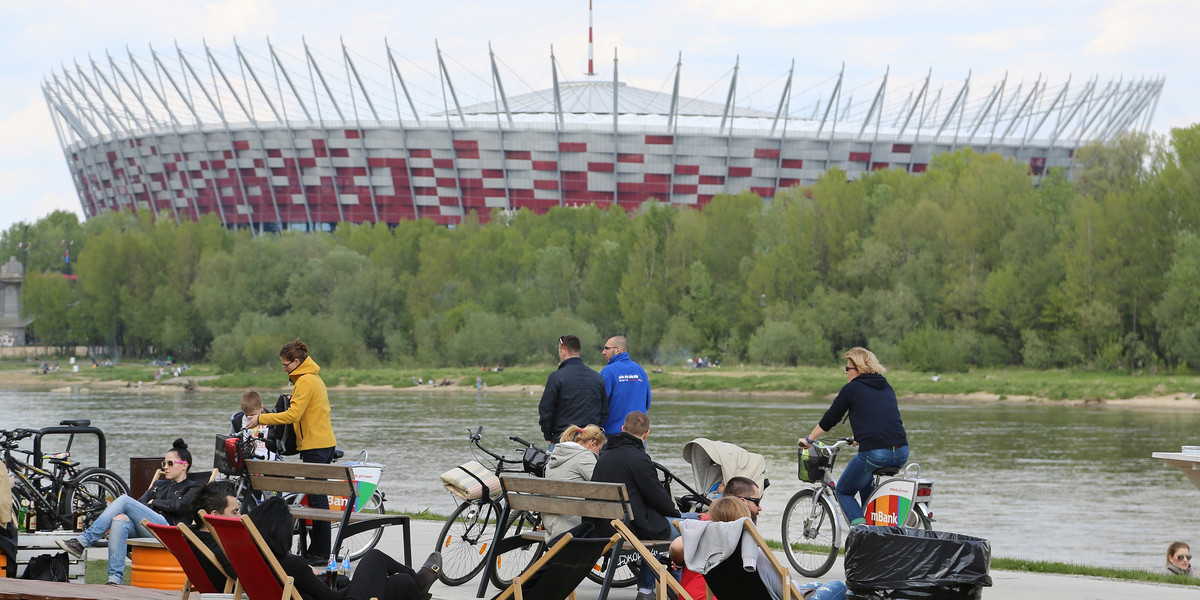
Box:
[249,496,442,600]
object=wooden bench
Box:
[245,460,411,564]
[0,578,176,600]
[476,475,635,599]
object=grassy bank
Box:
[7,359,1200,401]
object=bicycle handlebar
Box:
[466,426,523,465]
[509,435,535,449]
[0,428,36,448]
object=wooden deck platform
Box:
[0,579,177,600]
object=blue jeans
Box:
[76,494,168,584]
[300,447,336,559]
[835,446,909,524]
[635,517,682,592]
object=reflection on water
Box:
[1,385,1197,569]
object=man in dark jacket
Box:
[590,411,680,600]
[539,335,608,445]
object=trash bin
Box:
[129,457,162,499]
[844,525,991,599]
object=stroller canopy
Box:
[682,438,768,494]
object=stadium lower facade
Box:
[44,40,1163,229]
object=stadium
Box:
[43,39,1163,229]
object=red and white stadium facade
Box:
[44,40,1163,230]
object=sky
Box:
[1,0,1198,234]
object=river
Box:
[1,385,1196,571]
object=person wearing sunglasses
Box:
[798,347,909,526]
[1167,541,1193,576]
[58,438,203,585]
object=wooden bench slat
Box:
[501,476,629,502]
[250,477,352,497]
[289,507,407,524]
[247,461,353,479]
[506,494,629,520]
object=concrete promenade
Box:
[368,519,1197,600]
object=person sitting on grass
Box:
[57,438,202,585]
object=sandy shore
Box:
[5,369,1200,411]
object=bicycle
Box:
[435,427,547,588]
[781,438,935,577]
[1,422,129,532]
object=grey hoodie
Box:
[542,441,598,538]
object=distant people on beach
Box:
[1167,541,1193,576]
[538,335,607,448]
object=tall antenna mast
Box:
[587,0,595,76]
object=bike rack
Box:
[32,421,109,469]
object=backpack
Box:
[798,443,835,483]
[266,394,299,456]
[22,552,69,581]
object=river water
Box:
[2,385,1197,571]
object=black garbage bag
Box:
[845,525,992,600]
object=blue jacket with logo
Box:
[600,353,652,434]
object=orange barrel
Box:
[128,538,185,590]
[0,552,6,577]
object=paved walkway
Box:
[373,519,1198,600]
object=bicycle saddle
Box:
[59,419,91,427]
[872,466,900,477]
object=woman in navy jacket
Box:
[798,347,908,525]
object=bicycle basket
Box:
[798,443,835,483]
[440,460,502,501]
[213,434,256,476]
[521,446,549,477]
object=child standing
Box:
[230,391,273,460]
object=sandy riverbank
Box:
[5,369,1200,411]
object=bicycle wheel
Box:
[585,544,640,587]
[62,468,127,531]
[436,500,498,586]
[331,491,385,560]
[904,505,933,530]
[781,488,839,577]
[489,510,546,589]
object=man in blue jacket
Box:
[600,336,651,435]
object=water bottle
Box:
[340,555,351,577]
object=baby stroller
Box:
[656,438,769,513]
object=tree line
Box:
[6,125,1200,373]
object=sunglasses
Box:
[1176,554,1193,561]
[162,459,189,468]
[736,495,762,507]
[845,365,855,372]
[603,346,619,351]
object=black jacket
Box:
[818,372,908,452]
[138,478,203,526]
[538,357,608,442]
[589,432,679,540]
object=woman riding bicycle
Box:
[798,347,908,526]
[57,438,202,585]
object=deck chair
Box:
[492,530,622,600]
[674,518,804,600]
[143,518,235,599]
[609,520,695,600]
[151,467,219,486]
[203,513,301,600]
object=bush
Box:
[746,319,828,365]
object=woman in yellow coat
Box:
[249,338,337,564]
